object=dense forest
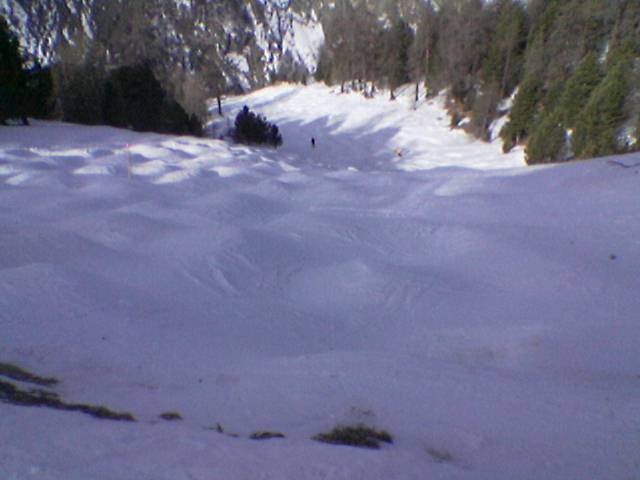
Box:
[317,0,640,164]
[3,0,640,163]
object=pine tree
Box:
[23,63,53,119]
[500,75,543,151]
[385,17,413,99]
[0,15,28,124]
[409,2,437,100]
[232,106,282,147]
[558,52,604,129]
[525,110,566,164]
[572,60,631,159]
[481,0,528,97]
[102,63,199,135]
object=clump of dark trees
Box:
[232,106,282,147]
[318,0,640,165]
[0,15,200,136]
[0,16,51,125]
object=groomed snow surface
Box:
[1,84,639,480]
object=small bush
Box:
[159,411,183,421]
[232,105,282,147]
[313,423,393,449]
[427,446,454,464]
[250,431,285,440]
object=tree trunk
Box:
[216,95,222,116]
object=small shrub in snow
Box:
[313,423,393,449]
[159,411,182,421]
[232,106,282,147]
[426,446,454,464]
[249,431,285,440]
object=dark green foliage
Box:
[524,0,614,84]
[0,15,26,124]
[0,362,58,387]
[0,16,54,124]
[525,110,566,164]
[385,17,413,97]
[572,60,631,159]
[313,424,393,449]
[23,64,54,119]
[232,106,282,147]
[482,0,528,97]
[558,53,604,128]
[610,1,640,54]
[51,61,201,135]
[104,63,200,135]
[56,63,106,125]
[500,75,543,151]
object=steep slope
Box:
[0,0,325,89]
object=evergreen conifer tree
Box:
[385,17,413,99]
[558,52,604,129]
[500,75,543,152]
[525,110,566,164]
[572,60,630,159]
[482,0,527,97]
[0,15,28,124]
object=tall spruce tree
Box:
[558,52,604,129]
[409,2,437,100]
[572,59,631,159]
[525,110,566,164]
[0,15,27,124]
[500,75,543,151]
[385,17,413,99]
[482,0,528,97]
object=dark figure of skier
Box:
[311,137,316,148]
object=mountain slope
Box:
[0,0,325,89]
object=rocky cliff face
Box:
[0,0,325,91]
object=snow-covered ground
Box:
[1,84,639,480]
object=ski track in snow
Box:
[1,84,639,480]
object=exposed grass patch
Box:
[313,423,393,449]
[0,379,135,422]
[0,362,58,386]
[250,431,285,440]
[159,411,183,421]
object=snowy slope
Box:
[1,84,639,480]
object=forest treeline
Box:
[0,15,201,136]
[317,0,640,164]
[3,0,640,163]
